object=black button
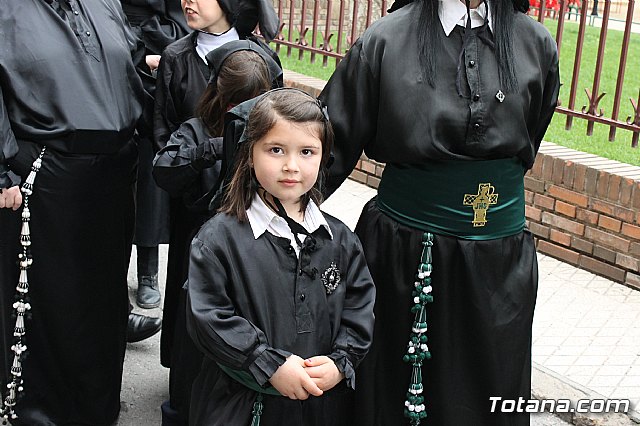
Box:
[86,31,91,36]
[286,246,294,254]
[468,60,476,67]
[474,123,481,130]
[299,294,306,301]
[74,10,79,15]
[473,94,480,102]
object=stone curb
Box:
[532,363,640,425]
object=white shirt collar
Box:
[195,27,240,63]
[246,194,333,256]
[439,0,493,37]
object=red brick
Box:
[584,167,599,196]
[576,208,599,225]
[613,206,636,223]
[361,160,376,175]
[552,158,565,184]
[621,223,640,240]
[596,171,610,199]
[375,165,385,177]
[538,240,580,265]
[366,175,380,189]
[590,199,616,216]
[541,212,585,236]
[562,161,576,188]
[631,242,640,257]
[349,170,367,184]
[571,236,594,254]
[524,190,534,204]
[530,156,543,178]
[529,222,550,239]
[598,215,622,233]
[593,246,617,263]
[615,253,639,270]
[534,193,555,210]
[584,227,631,251]
[607,174,622,203]
[579,256,626,283]
[542,155,554,181]
[625,272,640,291]
[525,176,545,193]
[525,205,542,221]
[619,178,635,205]
[555,200,577,218]
[573,163,587,192]
[547,185,589,208]
[633,182,640,210]
[550,229,571,246]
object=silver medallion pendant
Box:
[321,262,341,294]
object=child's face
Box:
[252,118,323,214]
[181,0,230,34]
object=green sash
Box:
[377,158,526,240]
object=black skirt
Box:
[352,198,537,426]
[1,140,136,425]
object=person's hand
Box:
[145,55,161,71]
[269,354,323,400]
[0,186,22,210]
[304,356,344,391]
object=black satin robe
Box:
[0,1,143,424]
[185,212,375,425]
[319,3,560,425]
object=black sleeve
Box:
[152,120,222,198]
[327,235,376,389]
[0,83,19,189]
[186,235,290,386]
[318,39,380,196]
[153,50,179,152]
[532,39,560,161]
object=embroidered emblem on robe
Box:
[321,262,341,294]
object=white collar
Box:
[195,27,240,63]
[246,194,333,243]
[439,0,493,37]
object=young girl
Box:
[153,40,281,425]
[185,89,376,426]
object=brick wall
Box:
[284,70,640,290]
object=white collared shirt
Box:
[246,194,333,257]
[439,0,493,36]
[195,27,240,63]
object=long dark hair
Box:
[195,50,272,136]
[220,89,334,222]
[416,0,528,92]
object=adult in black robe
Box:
[319,0,560,424]
[186,211,376,425]
[0,0,144,424]
[121,0,190,310]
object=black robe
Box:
[186,212,375,426]
[319,3,560,426]
[121,0,190,246]
[0,0,143,424]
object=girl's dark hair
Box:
[417,0,528,92]
[220,89,334,221]
[195,50,272,136]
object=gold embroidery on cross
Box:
[463,183,499,227]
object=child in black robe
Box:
[185,89,376,426]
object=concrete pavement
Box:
[119,178,639,425]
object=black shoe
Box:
[127,313,162,343]
[136,275,161,309]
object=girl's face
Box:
[252,118,323,216]
[181,0,230,34]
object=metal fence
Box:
[268,0,640,147]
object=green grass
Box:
[270,18,640,165]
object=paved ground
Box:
[118,179,639,425]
